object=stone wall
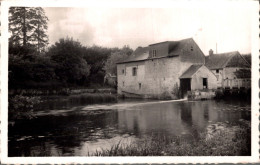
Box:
[223,67,240,79]
[117,56,198,99]
[191,66,218,90]
[144,57,193,97]
[211,69,223,87]
[117,61,145,95]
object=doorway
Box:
[203,78,208,89]
[180,78,191,98]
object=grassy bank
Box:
[68,93,117,104]
[91,122,251,156]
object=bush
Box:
[171,83,181,99]
[9,95,41,120]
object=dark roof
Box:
[205,51,249,69]
[168,38,193,56]
[117,38,204,64]
[117,47,149,64]
[149,41,169,46]
[179,65,203,79]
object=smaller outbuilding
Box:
[179,65,218,96]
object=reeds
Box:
[90,124,250,156]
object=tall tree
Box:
[9,7,49,53]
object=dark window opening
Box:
[191,46,193,51]
[122,69,124,74]
[152,50,157,57]
[203,78,208,89]
[139,83,141,89]
[216,69,219,73]
[123,81,124,86]
[132,67,137,76]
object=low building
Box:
[104,73,117,87]
[116,38,217,99]
[205,50,251,89]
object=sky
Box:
[44,3,255,55]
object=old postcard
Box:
[1,0,259,164]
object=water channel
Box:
[8,97,251,156]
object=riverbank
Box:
[9,87,117,96]
[91,120,250,156]
[9,92,117,122]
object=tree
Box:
[104,45,133,76]
[47,37,91,85]
[234,69,251,79]
[242,54,251,65]
[9,54,59,89]
[9,7,49,54]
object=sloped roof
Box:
[117,47,149,64]
[179,65,203,79]
[117,38,205,64]
[205,51,239,69]
[168,38,193,56]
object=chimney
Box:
[209,49,213,56]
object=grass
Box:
[16,121,250,156]
[91,123,251,156]
[69,93,117,104]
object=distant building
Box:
[104,73,117,87]
[116,38,217,99]
[205,50,251,89]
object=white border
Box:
[1,0,259,163]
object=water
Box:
[8,97,251,156]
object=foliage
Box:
[9,7,49,53]
[47,37,91,85]
[242,54,251,65]
[234,68,251,78]
[171,83,181,99]
[104,45,133,76]
[82,46,118,84]
[9,54,59,89]
[90,123,250,156]
[9,95,41,120]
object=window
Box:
[122,69,124,74]
[139,83,142,89]
[152,50,157,57]
[132,67,137,76]
[191,46,193,51]
[123,81,124,86]
[216,69,219,73]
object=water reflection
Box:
[8,99,251,156]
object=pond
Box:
[8,97,251,156]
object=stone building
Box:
[205,50,251,89]
[116,38,217,99]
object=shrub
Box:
[9,95,41,120]
[171,83,181,99]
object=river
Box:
[8,97,251,156]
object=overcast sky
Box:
[44,4,254,55]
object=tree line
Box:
[8,7,133,90]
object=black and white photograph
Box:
[1,0,259,164]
